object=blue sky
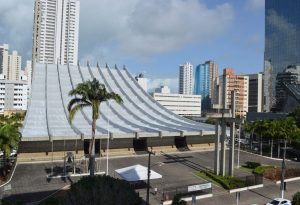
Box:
[0,0,265,92]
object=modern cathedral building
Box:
[20,63,214,153]
[264,0,300,111]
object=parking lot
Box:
[1,149,300,204]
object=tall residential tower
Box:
[179,62,193,95]
[32,0,80,66]
[264,0,300,111]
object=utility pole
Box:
[146,150,155,205]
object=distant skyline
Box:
[0,0,264,92]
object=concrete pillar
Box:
[214,120,220,175]
[220,120,226,176]
[229,90,236,176]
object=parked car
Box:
[266,198,291,205]
[0,149,3,157]
[10,149,17,157]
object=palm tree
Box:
[254,120,268,156]
[244,121,255,150]
[0,124,22,176]
[278,117,299,198]
[266,120,281,158]
[68,78,123,176]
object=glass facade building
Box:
[194,64,210,110]
[264,0,300,111]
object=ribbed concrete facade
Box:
[22,64,214,146]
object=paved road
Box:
[0,149,299,204]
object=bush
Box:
[245,161,261,169]
[201,171,246,190]
[253,166,275,175]
[293,192,300,205]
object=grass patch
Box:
[194,172,223,188]
[239,166,254,173]
[195,170,246,190]
[253,165,276,175]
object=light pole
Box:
[106,101,110,175]
[146,150,155,205]
[280,139,287,198]
[237,124,241,168]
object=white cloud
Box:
[147,78,178,93]
[0,0,234,63]
[0,0,34,60]
[79,0,234,59]
[246,0,264,11]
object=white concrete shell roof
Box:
[21,63,215,141]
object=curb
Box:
[162,193,213,205]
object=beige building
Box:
[215,68,249,117]
[0,44,21,81]
[206,60,218,104]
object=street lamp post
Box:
[146,150,155,205]
[237,124,241,168]
[280,139,287,198]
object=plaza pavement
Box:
[0,149,299,205]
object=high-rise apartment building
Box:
[7,51,22,81]
[264,0,300,111]
[179,62,193,95]
[0,44,21,81]
[216,68,249,117]
[247,73,264,113]
[194,60,218,110]
[0,44,9,75]
[32,0,80,66]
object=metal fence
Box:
[161,182,212,202]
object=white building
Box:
[32,0,80,65]
[0,44,22,81]
[153,86,201,116]
[135,73,148,92]
[179,62,193,95]
[0,79,28,114]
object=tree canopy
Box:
[63,175,141,205]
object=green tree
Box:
[292,192,300,205]
[0,123,22,176]
[289,105,300,128]
[63,175,141,205]
[68,78,122,176]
